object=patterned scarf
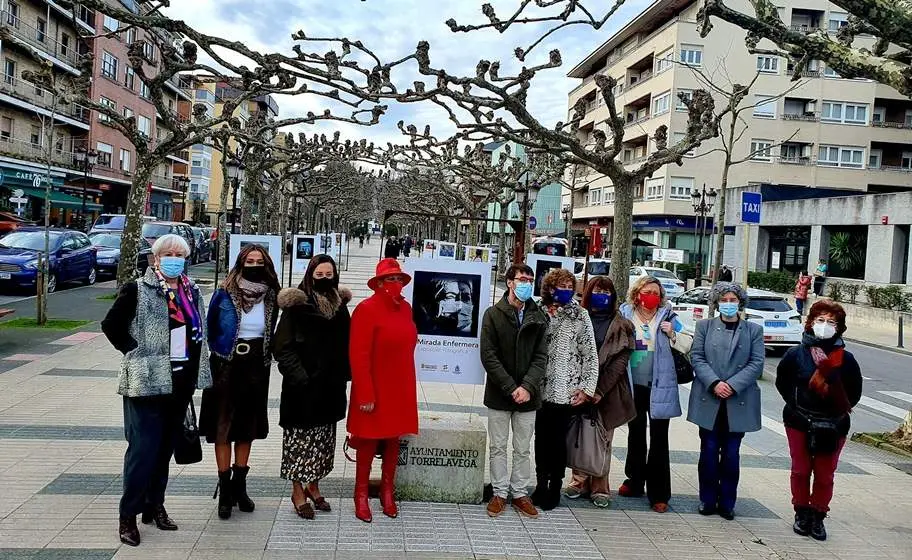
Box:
[236,278,269,313]
[153,268,203,344]
[808,346,851,414]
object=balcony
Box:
[872,120,912,130]
[163,74,192,100]
[45,0,95,33]
[782,112,820,122]
[789,24,821,33]
[790,9,823,34]
[0,135,78,168]
[0,10,83,73]
[151,173,175,190]
[0,72,90,127]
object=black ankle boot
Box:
[232,464,255,513]
[530,477,548,507]
[793,507,812,536]
[810,511,827,541]
[119,516,140,547]
[215,470,233,519]
[141,505,177,530]
[541,479,563,511]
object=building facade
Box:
[565,0,912,267]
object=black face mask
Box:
[241,265,266,283]
[313,277,335,293]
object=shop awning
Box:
[19,186,102,211]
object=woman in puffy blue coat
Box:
[200,244,280,520]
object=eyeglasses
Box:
[814,319,838,327]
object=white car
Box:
[573,258,611,291]
[670,287,803,350]
[630,266,686,298]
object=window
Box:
[101,51,118,80]
[137,115,151,138]
[126,27,137,44]
[140,81,151,99]
[872,107,885,124]
[588,188,602,206]
[821,101,867,124]
[671,132,695,157]
[753,95,777,118]
[828,12,848,32]
[902,152,912,169]
[124,66,135,90]
[655,48,673,74]
[669,177,693,200]
[36,18,46,43]
[3,59,15,85]
[6,1,19,27]
[869,148,882,169]
[123,106,134,119]
[120,149,131,172]
[98,96,116,122]
[103,15,119,32]
[750,139,773,161]
[645,177,664,200]
[0,116,12,141]
[756,55,778,73]
[823,65,840,78]
[605,189,615,204]
[142,41,155,62]
[96,142,113,167]
[30,125,41,147]
[679,45,702,66]
[652,91,671,116]
[905,110,912,127]
[60,33,71,57]
[817,145,864,168]
[676,89,692,111]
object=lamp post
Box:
[513,175,541,263]
[73,147,98,231]
[175,176,191,222]
[691,183,718,285]
[562,203,571,242]
[225,157,243,234]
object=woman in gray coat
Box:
[688,282,764,520]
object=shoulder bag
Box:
[173,401,202,465]
[565,408,612,477]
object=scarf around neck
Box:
[153,268,203,344]
[236,278,269,313]
[808,344,851,414]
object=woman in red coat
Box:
[348,258,419,522]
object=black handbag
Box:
[807,418,841,454]
[671,347,694,384]
[174,401,203,465]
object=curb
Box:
[843,336,912,357]
[851,433,912,459]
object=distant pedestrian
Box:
[776,301,862,542]
[564,277,635,508]
[532,268,598,511]
[273,255,352,520]
[402,235,413,257]
[812,259,828,297]
[480,263,549,519]
[358,234,364,248]
[794,272,812,316]
[718,265,733,282]
[101,234,212,547]
[200,244,279,520]
[689,282,764,521]
[366,233,371,245]
[383,236,400,259]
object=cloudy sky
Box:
[163,0,655,147]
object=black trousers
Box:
[534,402,575,484]
[120,392,191,517]
[624,384,671,505]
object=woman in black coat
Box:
[273,254,352,520]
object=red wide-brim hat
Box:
[368,258,412,291]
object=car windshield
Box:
[749,297,792,312]
[93,215,125,229]
[142,224,172,238]
[648,269,678,280]
[89,233,122,248]
[588,261,610,275]
[0,231,61,251]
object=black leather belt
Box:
[235,338,263,356]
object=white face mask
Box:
[812,322,836,340]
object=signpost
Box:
[740,192,762,286]
[528,216,537,231]
[8,189,27,217]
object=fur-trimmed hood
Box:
[278,286,353,309]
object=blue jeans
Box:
[698,428,744,512]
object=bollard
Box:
[899,315,904,349]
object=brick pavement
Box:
[0,244,910,559]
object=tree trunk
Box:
[240,174,258,235]
[707,157,733,317]
[117,164,154,287]
[256,189,267,234]
[610,178,635,299]
[217,160,231,273]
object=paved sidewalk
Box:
[0,244,910,559]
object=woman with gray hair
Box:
[688,281,764,520]
[102,234,212,547]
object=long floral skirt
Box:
[280,424,337,483]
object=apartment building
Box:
[565,0,912,271]
[0,0,96,223]
[187,78,216,223]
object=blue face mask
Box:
[719,302,740,317]
[553,288,575,305]
[513,281,533,302]
[590,293,614,310]
[159,256,185,279]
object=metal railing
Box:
[151,173,175,189]
[778,156,813,166]
[0,72,90,123]
[875,165,912,173]
[624,115,651,128]
[0,135,78,167]
[872,120,912,130]
[789,24,820,33]
[1,10,83,68]
[782,112,820,122]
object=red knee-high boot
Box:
[354,439,377,523]
[380,437,400,518]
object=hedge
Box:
[747,271,797,294]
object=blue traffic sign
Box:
[528,216,537,230]
[741,191,762,224]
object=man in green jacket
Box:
[480,263,549,519]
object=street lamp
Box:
[691,183,718,284]
[514,176,541,262]
[562,203,571,240]
[73,147,98,231]
[225,157,244,234]
[174,176,191,222]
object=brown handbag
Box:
[565,408,612,477]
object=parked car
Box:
[671,287,803,351]
[0,228,97,293]
[629,265,686,298]
[90,214,156,233]
[190,227,212,263]
[142,221,197,263]
[0,211,34,238]
[573,258,611,293]
[89,232,152,277]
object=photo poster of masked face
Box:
[402,259,492,385]
[319,233,335,255]
[462,246,490,263]
[334,232,348,255]
[293,234,317,273]
[435,242,457,260]
[422,240,438,259]
[525,254,576,299]
[230,235,283,275]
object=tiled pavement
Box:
[0,244,911,559]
